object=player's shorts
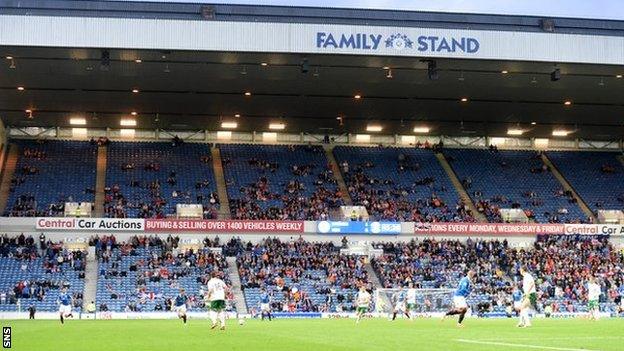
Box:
[210,300,226,311]
[407,303,416,310]
[394,303,406,312]
[453,296,468,309]
[513,301,522,310]
[260,303,270,312]
[59,304,72,315]
[174,305,187,314]
[526,293,537,308]
[587,300,598,310]
[357,306,368,313]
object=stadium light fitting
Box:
[300,58,309,74]
[413,126,430,133]
[617,75,623,79]
[501,70,509,74]
[25,109,32,113]
[244,91,252,96]
[135,59,142,63]
[366,125,383,132]
[564,100,572,106]
[260,62,268,66]
[70,117,86,125]
[120,118,137,127]
[221,121,238,129]
[507,128,524,136]
[354,94,362,99]
[131,111,138,116]
[234,114,241,118]
[132,89,139,93]
[531,122,537,125]
[551,68,561,81]
[426,60,438,80]
[552,130,571,137]
[17,86,24,91]
[269,123,285,130]
[382,66,390,70]
[460,97,468,102]
[6,56,13,60]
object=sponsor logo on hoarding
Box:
[317,221,401,234]
[36,218,144,231]
[564,224,624,235]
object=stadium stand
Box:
[219,144,344,220]
[236,238,370,313]
[104,141,220,219]
[0,234,86,312]
[547,151,624,213]
[94,235,234,312]
[333,146,475,222]
[443,148,588,223]
[4,140,97,217]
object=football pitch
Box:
[4,317,623,351]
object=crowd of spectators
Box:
[224,144,344,220]
[5,140,97,217]
[95,235,232,312]
[236,237,369,312]
[372,235,624,313]
[446,149,589,224]
[0,234,86,310]
[336,146,476,222]
[104,142,220,219]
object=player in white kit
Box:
[206,271,228,330]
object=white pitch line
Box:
[456,339,600,351]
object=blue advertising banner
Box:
[316,221,401,234]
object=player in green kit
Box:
[206,271,228,330]
[518,267,536,328]
[356,286,371,324]
[586,277,602,321]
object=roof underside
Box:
[0,1,623,139]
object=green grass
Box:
[4,317,624,351]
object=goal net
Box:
[373,288,455,316]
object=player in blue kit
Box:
[617,283,624,314]
[259,289,272,321]
[443,270,474,327]
[391,290,411,321]
[58,287,73,324]
[512,287,523,316]
[173,288,189,324]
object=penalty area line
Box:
[456,339,600,351]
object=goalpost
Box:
[373,288,455,317]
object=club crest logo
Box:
[385,33,413,50]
